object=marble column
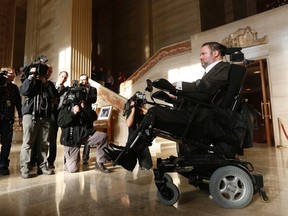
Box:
[24,0,92,84]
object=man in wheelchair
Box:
[104,42,245,171]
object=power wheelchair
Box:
[104,63,269,209]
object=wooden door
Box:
[242,59,274,146]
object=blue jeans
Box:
[0,119,13,168]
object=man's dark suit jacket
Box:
[182,61,231,92]
[181,61,231,102]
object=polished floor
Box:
[0,142,288,216]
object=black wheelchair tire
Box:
[209,165,254,209]
[157,182,180,206]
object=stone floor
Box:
[0,142,288,216]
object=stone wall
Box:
[116,5,288,147]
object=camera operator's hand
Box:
[29,67,36,74]
[72,105,81,114]
[27,67,36,79]
[139,106,148,114]
[130,100,135,107]
[80,101,85,108]
[37,75,47,84]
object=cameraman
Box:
[57,87,111,173]
[0,67,22,175]
[19,64,58,178]
[124,92,152,170]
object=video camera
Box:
[134,91,147,106]
[0,69,8,87]
[123,91,147,116]
[20,55,49,82]
[58,81,87,110]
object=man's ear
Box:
[212,50,222,59]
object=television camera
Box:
[123,91,147,116]
[20,55,49,82]
[58,81,87,110]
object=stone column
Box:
[24,0,92,84]
[71,0,92,82]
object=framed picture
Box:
[98,105,112,120]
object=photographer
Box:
[19,63,58,179]
[57,85,111,173]
[0,67,22,175]
[124,92,152,170]
[77,74,97,165]
[47,70,69,169]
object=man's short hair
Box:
[59,71,68,77]
[202,42,227,56]
[79,74,89,80]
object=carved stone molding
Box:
[222,26,268,48]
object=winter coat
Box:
[57,105,97,147]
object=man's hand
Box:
[37,75,47,83]
[72,105,81,114]
[130,100,135,107]
[80,101,85,108]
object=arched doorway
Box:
[242,59,274,146]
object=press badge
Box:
[6,100,11,107]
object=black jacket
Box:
[57,104,97,147]
[20,76,58,118]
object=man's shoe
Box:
[21,171,30,179]
[0,167,10,175]
[37,167,53,175]
[118,155,137,171]
[96,163,111,173]
[103,147,121,161]
[109,143,125,152]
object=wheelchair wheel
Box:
[209,165,254,209]
[157,182,179,206]
[163,173,173,183]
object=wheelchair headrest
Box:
[219,64,246,109]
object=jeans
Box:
[20,115,50,172]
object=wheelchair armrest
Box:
[152,78,176,94]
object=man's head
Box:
[57,71,68,85]
[79,74,89,87]
[1,67,15,82]
[200,42,227,69]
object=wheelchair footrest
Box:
[253,173,270,202]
